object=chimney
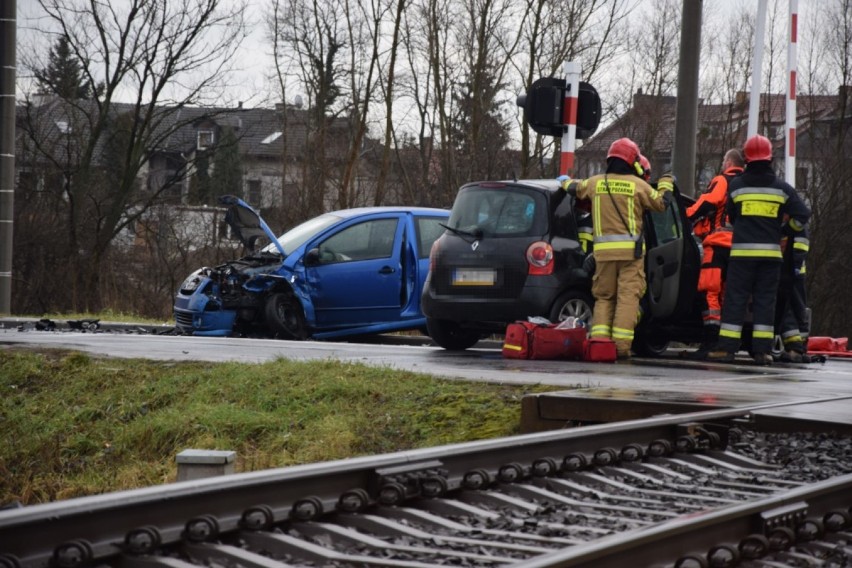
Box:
[735,91,748,105]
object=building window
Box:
[197,130,214,150]
[247,179,262,206]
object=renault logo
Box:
[471,241,479,251]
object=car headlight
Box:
[182,276,200,292]
[180,268,206,293]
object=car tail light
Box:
[429,239,440,272]
[526,241,553,275]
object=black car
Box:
[421,178,704,354]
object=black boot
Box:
[682,326,719,360]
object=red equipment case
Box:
[583,337,618,363]
[502,321,586,360]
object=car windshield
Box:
[448,186,547,237]
[261,214,342,255]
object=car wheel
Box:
[426,318,482,351]
[549,290,595,324]
[632,329,671,357]
[265,292,308,340]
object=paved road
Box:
[3,328,851,409]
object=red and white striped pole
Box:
[560,61,581,176]
[748,0,768,138]
[785,0,798,184]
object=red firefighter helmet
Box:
[607,137,641,166]
[639,154,651,180]
[743,135,773,162]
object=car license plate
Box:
[453,269,496,286]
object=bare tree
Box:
[799,0,852,337]
[17,0,247,313]
[338,0,388,208]
[516,0,630,177]
[270,0,347,219]
[373,0,409,205]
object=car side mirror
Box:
[305,248,320,266]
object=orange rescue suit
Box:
[688,167,742,329]
[687,166,743,240]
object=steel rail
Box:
[518,473,852,567]
[1,398,850,568]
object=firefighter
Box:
[683,149,744,360]
[775,223,811,362]
[558,137,673,359]
[639,154,652,182]
[708,135,811,365]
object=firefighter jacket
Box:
[725,162,811,261]
[566,173,671,262]
[577,212,594,254]
[687,166,743,240]
[781,224,809,279]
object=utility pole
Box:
[0,0,15,315]
[671,0,702,198]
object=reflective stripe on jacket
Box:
[725,163,811,262]
[574,173,669,261]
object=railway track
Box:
[2,401,851,568]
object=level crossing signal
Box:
[516,77,601,139]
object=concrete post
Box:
[176,449,236,481]
[671,0,702,197]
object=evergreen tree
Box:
[450,66,512,182]
[189,153,212,205]
[34,36,102,99]
[210,127,243,203]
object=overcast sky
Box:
[13,0,817,108]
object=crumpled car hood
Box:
[219,195,287,257]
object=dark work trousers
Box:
[775,275,809,352]
[717,258,781,355]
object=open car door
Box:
[644,185,701,320]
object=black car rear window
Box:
[448,186,547,237]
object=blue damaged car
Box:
[174,196,449,340]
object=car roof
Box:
[460,179,563,193]
[326,206,450,218]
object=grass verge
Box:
[0,348,555,505]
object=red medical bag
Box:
[502,321,586,360]
[807,336,848,353]
[583,337,618,363]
